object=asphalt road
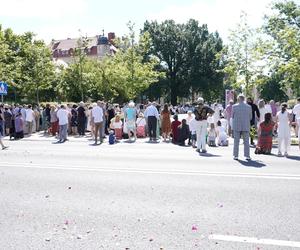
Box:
[0,134,299,250]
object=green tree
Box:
[0,26,55,103]
[143,19,224,104]
[223,12,261,96]
[263,0,300,97]
[20,40,55,103]
[58,24,163,103]
[143,20,186,104]
[182,19,224,101]
[257,72,288,102]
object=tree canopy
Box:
[0,0,299,104]
[0,26,55,103]
[223,1,300,99]
[143,19,224,104]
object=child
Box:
[110,114,123,140]
[216,120,228,146]
[207,123,216,147]
[220,116,228,132]
[136,113,146,138]
[108,130,116,145]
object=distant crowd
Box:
[0,96,300,159]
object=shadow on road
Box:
[124,140,137,144]
[199,153,221,157]
[237,160,266,168]
[286,155,300,161]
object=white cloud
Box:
[147,0,274,41]
[0,0,87,18]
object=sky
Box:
[0,0,278,44]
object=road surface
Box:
[0,134,299,249]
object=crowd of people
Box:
[0,96,300,159]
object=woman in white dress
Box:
[216,120,228,146]
[276,103,291,156]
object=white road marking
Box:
[1,162,300,180]
[208,234,300,248]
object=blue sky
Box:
[0,0,275,43]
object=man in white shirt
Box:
[92,101,104,145]
[25,104,34,135]
[144,102,159,142]
[293,97,300,140]
[56,105,69,143]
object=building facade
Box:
[50,32,116,64]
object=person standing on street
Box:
[77,101,86,136]
[44,104,51,134]
[33,105,41,132]
[225,100,234,137]
[247,98,260,145]
[124,101,137,141]
[276,103,291,157]
[292,97,300,138]
[144,102,159,142]
[50,106,58,136]
[4,105,12,136]
[194,97,214,153]
[56,105,69,143]
[101,101,108,139]
[92,101,104,145]
[160,104,172,142]
[0,104,8,150]
[232,94,252,160]
[25,104,34,135]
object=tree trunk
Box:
[36,86,39,105]
[170,81,178,105]
[169,71,178,105]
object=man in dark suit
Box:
[247,97,260,145]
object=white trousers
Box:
[195,120,208,150]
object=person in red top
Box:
[171,115,181,144]
[255,113,275,154]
